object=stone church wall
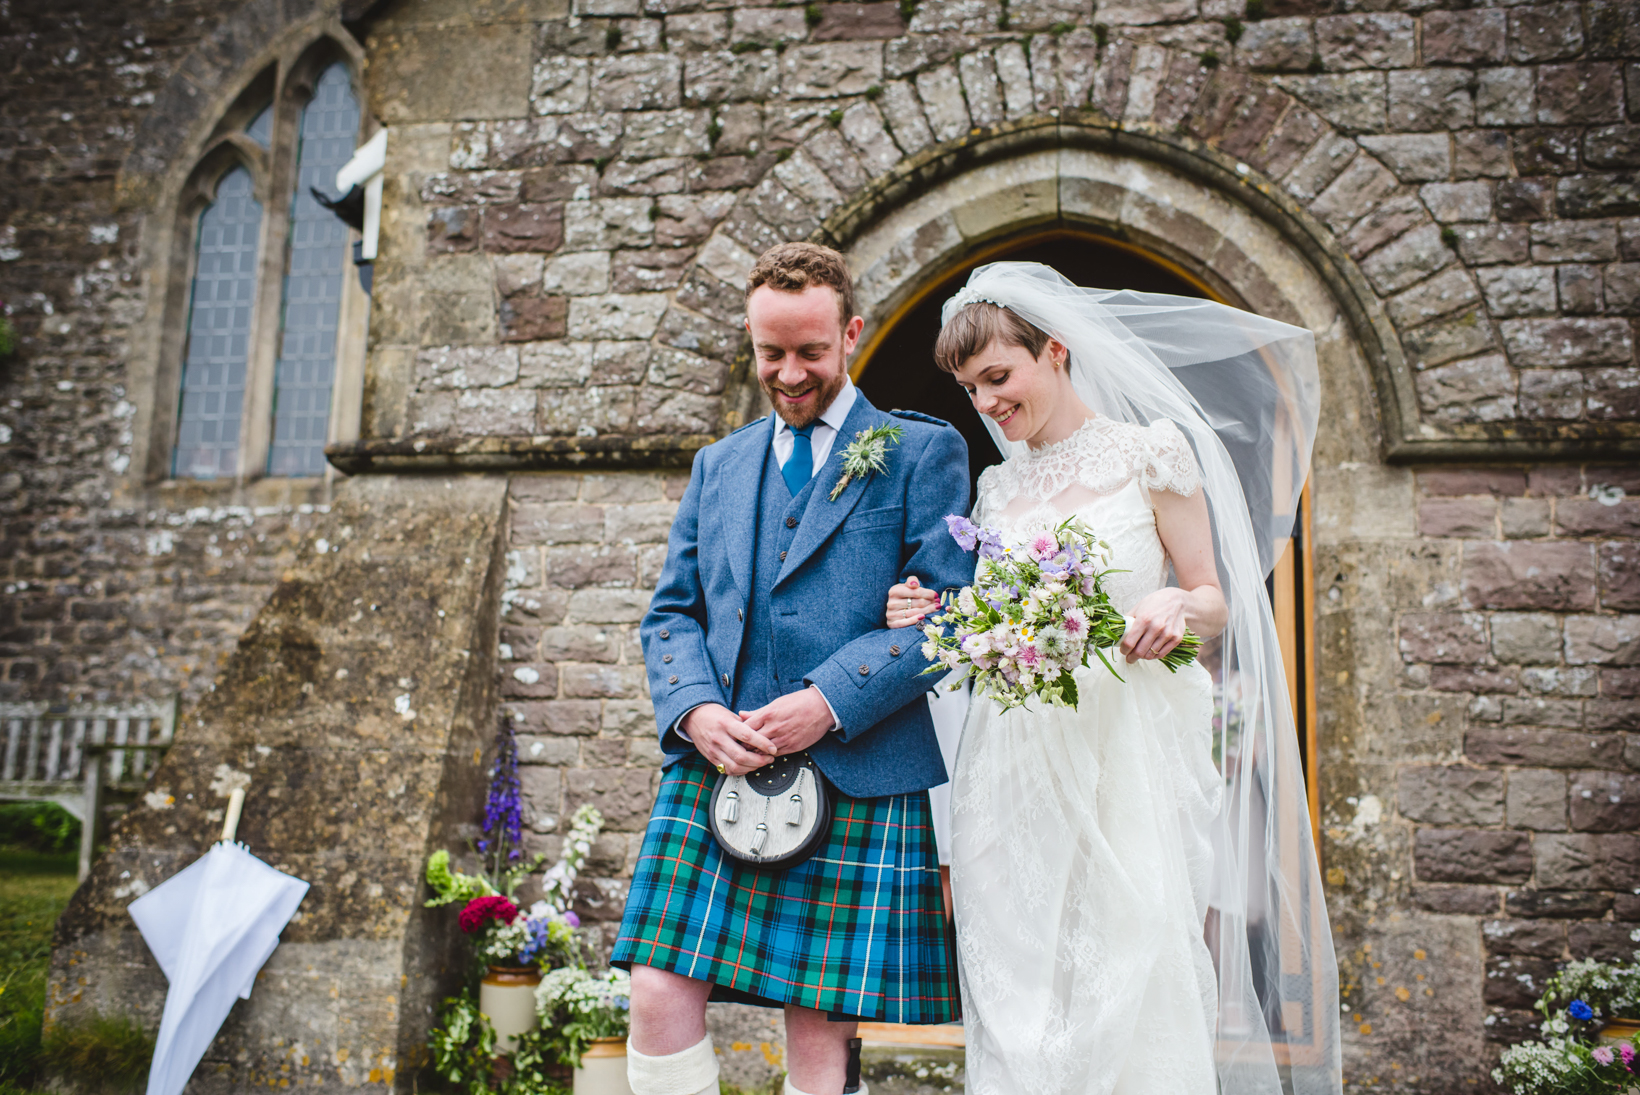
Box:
[2,0,1639,1090]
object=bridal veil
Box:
[942,262,1341,1095]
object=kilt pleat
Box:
[610,755,959,1025]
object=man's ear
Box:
[842,314,865,357]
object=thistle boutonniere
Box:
[829,424,904,501]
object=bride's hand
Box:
[886,575,940,629]
[1121,588,1191,664]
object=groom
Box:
[610,242,973,1095]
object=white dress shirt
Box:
[770,378,857,480]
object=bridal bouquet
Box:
[922,514,1200,710]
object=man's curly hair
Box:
[745,241,857,329]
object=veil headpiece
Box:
[943,263,1340,1095]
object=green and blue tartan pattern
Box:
[610,755,959,1024]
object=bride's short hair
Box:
[934,300,1050,373]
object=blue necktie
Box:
[781,423,815,497]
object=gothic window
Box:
[162,50,368,483]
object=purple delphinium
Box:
[976,527,1005,561]
[944,514,979,552]
[481,717,525,869]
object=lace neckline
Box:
[1019,416,1113,462]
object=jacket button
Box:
[659,629,670,639]
[668,675,679,684]
[889,645,901,656]
[662,654,673,663]
[721,672,731,686]
[779,550,787,561]
[737,608,743,621]
[786,516,798,528]
[859,665,870,675]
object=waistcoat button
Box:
[668,675,679,685]
[662,654,672,663]
[779,550,787,561]
[721,672,731,686]
[786,516,798,528]
[889,645,901,656]
[859,665,870,675]
[659,629,670,639]
[737,608,744,621]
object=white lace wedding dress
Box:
[952,416,1224,1094]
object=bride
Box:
[884,264,1341,1095]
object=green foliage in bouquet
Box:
[1493,930,1640,1094]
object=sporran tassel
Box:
[721,790,739,824]
[751,822,768,855]
[787,793,802,825]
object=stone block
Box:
[1314,14,1415,70]
[541,250,612,296]
[1507,768,1568,830]
[1497,490,1551,535]
[565,767,660,831]
[612,247,694,294]
[1601,667,1640,696]
[645,345,728,394]
[1388,68,1474,131]
[1389,266,1480,327]
[1508,3,1584,63]
[1456,224,1531,266]
[1568,921,1640,960]
[623,109,714,158]
[633,388,720,434]
[994,41,1034,119]
[1535,831,1640,888]
[1566,614,1640,665]
[654,193,738,248]
[1273,73,1387,134]
[1485,955,1556,1007]
[838,102,902,176]
[552,112,625,162]
[416,345,522,389]
[1091,0,1194,22]
[567,587,651,623]
[1604,264,1640,314]
[958,51,1004,128]
[1518,370,1585,419]
[1283,133,1358,204]
[542,543,637,587]
[1340,194,1427,259]
[1536,63,1623,125]
[1587,367,1640,419]
[907,0,1002,33]
[1310,156,1400,234]
[537,384,639,435]
[1361,223,1452,295]
[533,56,593,115]
[560,663,647,699]
[1482,918,1567,958]
[503,662,559,698]
[1359,134,1449,183]
[1417,499,1497,539]
[518,341,594,388]
[1477,66,1536,127]
[1478,267,1556,317]
[916,64,971,143]
[1601,542,1640,609]
[515,734,580,766]
[1454,129,1512,180]
[514,502,607,545]
[1415,828,1533,884]
[568,294,671,341]
[1467,728,1627,768]
[1521,666,1599,697]
[1424,10,1506,66]
[1559,174,1640,220]
[811,3,907,40]
[1501,696,1584,727]
[782,42,882,99]
[1416,352,1517,423]
[372,23,535,122]
[1420,468,1527,497]
[877,79,935,155]
[1558,498,1640,538]
[1585,126,1640,169]
[665,11,729,49]
[684,49,783,104]
[1558,265,1604,315]
[1432,665,1521,693]
[1237,18,1314,73]
[1413,884,1502,915]
[1421,182,1494,224]
[1495,178,1553,222]
[730,7,808,48]
[1504,889,1616,919]
[1008,0,1091,30]
[563,199,656,251]
[500,292,571,343]
[1500,318,1633,367]
[594,54,684,111]
[1399,766,1506,825]
[657,303,742,362]
[1586,698,1640,728]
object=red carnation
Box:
[458,894,518,933]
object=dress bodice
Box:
[971,417,1201,615]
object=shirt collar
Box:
[773,377,857,439]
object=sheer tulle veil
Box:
[941,262,1341,1095]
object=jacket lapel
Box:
[717,417,770,600]
[775,395,888,587]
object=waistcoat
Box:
[731,448,819,714]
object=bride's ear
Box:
[1047,338,1069,370]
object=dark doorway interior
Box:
[852,231,1210,493]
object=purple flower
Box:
[565,910,581,928]
[1594,1047,1616,1066]
[976,526,1005,560]
[484,718,526,867]
[944,514,979,551]
[1570,999,1595,1021]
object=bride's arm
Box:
[1123,487,1228,664]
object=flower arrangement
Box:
[921,514,1200,710]
[534,967,632,1068]
[1493,930,1640,1094]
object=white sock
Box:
[627,1034,719,1095]
[783,1076,868,1095]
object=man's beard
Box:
[762,368,846,428]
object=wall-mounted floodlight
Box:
[335,129,387,261]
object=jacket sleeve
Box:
[640,449,725,756]
[803,425,974,742]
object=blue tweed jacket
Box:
[640,392,973,799]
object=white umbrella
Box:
[128,787,310,1095]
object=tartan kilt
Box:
[610,754,959,1025]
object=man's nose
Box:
[778,357,809,384]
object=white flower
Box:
[957,587,979,615]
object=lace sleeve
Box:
[1141,419,1201,498]
[971,464,999,526]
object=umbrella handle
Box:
[222,786,245,843]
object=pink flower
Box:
[1621,1043,1635,1066]
[1017,644,1041,668]
[1594,1047,1615,1066]
[1061,608,1088,636]
[1029,532,1057,560]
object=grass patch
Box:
[1,848,78,1095]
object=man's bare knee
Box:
[629,965,712,1056]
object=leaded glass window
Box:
[245,103,273,147]
[173,167,262,479]
[268,64,359,476]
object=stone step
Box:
[860,1045,965,1095]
